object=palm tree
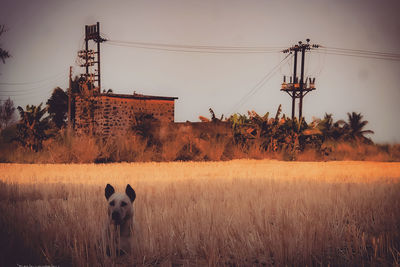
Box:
[343,112,374,143]
[307,113,345,142]
[16,103,52,151]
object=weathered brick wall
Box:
[74,96,97,135]
[75,94,175,136]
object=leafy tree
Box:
[132,113,160,146]
[0,25,10,64]
[71,75,84,94]
[0,97,15,130]
[229,112,254,145]
[47,87,68,129]
[229,105,301,153]
[304,113,345,142]
[230,107,376,158]
[343,112,374,143]
[16,103,52,151]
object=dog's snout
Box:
[112,211,120,221]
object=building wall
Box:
[75,95,175,136]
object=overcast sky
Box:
[0,0,399,143]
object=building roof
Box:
[101,92,178,101]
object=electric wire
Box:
[0,74,66,99]
[229,53,292,114]
[316,46,400,61]
[322,46,400,57]
[0,69,67,86]
[106,43,281,54]
[106,39,284,54]
[0,84,63,96]
[314,51,400,61]
[2,38,398,107]
[1,88,55,99]
[108,39,284,50]
[106,39,400,60]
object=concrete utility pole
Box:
[292,49,298,120]
[280,39,319,120]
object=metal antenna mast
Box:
[280,39,319,120]
[77,22,106,95]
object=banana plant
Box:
[16,103,52,151]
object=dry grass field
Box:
[0,160,400,266]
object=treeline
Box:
[0,92,399,163]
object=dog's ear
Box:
[105,184,115,200]
[125,184,136,203]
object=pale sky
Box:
[0,0,399,143]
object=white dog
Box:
[105,184,136,255]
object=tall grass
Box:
[0,160,399,266]
[2,127,399,163]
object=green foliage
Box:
[16,103,52,151]
[0,97,15,129]
[46,87,68,129]
[228,106,375,160]
[132,113,160,146]
[343,112,374,144]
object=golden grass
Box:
[0,160,400,266]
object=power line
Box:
[106,40,284,54]
[0,91,54,105]
[322,46,400,58]
[229,53,292,114]
[0,81,65,94]
[317,46,400,61]
[107,39,284,50]
[106,38,400,60]
[0,75,66,94]
[0,87,56,97]
[0,75,65,98]
[314,51,400,61]
[106,43,282,54]
[0,69,67,86]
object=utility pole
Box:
[78,22,106,94]
[68,66,72,132]
[292,48,298,119]
[96,22,102,92]
[299,43,306,120]
[280,39,319,120]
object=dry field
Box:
[0,160,399,266]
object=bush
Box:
[1,123,399,163]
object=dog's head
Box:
[105,184,136,225]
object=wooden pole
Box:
[68,66,72,132]
[96,22,101,93]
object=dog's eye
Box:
[121,201,127,207]
[109,200,115,206]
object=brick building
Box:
[74,92,178,136]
